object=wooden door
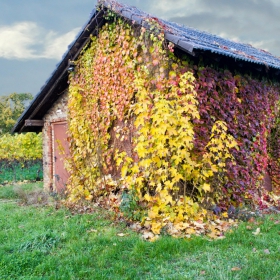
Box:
[52,122,70,192]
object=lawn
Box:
[0,183,279,279]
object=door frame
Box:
[51,120,70,192]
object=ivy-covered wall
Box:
[63,15,280,236]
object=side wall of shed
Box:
[42,92,68,192]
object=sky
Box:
[1,0,280,97]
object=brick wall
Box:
[42,91,68,191]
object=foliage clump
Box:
[0,92,33,135]
[67,18,138,200]
[0,133,42,161]
[67,15,280,237]
[0,133,43,183]
[0,132,43,184]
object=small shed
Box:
[13,0,280,197]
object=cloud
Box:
[41,28,80,59]
[0,21,79,60]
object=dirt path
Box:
[0,199,18,203]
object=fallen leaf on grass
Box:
[216,235,226,240]
[252,227,260,235]
[248,217,255,223]
[207,231,219,239]
[231,267,241,271]
[142,231,159,242]
[263,249,270,254]
[142,231,154,240]
[150,235,159,242]
[193,221,205,229]
[173,222,190,231]
[87,228,97,233]
[130,222,142,231]
[185,227,197,236]
[152,223,163,235]
[117,233,128,237]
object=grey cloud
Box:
[0,22,79,60]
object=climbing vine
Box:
[191,67,280,204]
[116,27,237,235]
[67,12,280,238]
[67,18,138,200]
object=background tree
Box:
[0,92,33,135]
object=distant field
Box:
[0,160,43,184]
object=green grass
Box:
[0,183,279,279]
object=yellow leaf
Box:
[202,183,211,192]
[121,165,128,178]
[116,157,123,167]
[144,193,152,202]
[131,165,139,174]
[164,180,174,189]
[185,227,196,235]
[159,189,173,204]
[211,165,218,172]
[153,156,162,167]
[148,206,159,219]
[149,235,160,242]
[222,212,228,218]
[135,176,144,185]
[174,222,189,231]
[151,222,162,235]
[136,144,148,158]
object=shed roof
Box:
[12,0,280,133]
[106,0,280,69]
